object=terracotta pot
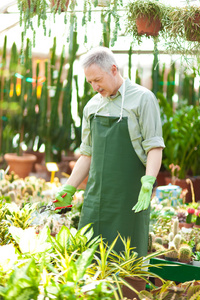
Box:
[193,176,200,202]
[136,14,161,36]
[51,0,70,12]
[194,224,200,229]
[182,222,193,228]
[4,153,37,179]
[26,0,36,12]
[24,150,45,172]
[122,276,146,300]
[179,222,186,229]
[185,14,200,42]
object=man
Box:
[55,46,165,257]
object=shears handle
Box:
[54,205,72,211]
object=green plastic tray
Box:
[150,258,200,283]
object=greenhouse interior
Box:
[1,0,200,299]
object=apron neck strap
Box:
[117,79,125,123]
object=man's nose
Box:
[92,82,99,91]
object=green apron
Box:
[78,94,150,257]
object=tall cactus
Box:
[166,61,175,107]
[49,42,66,162]
[74,76,96,148]
[38,60,48,160]
[62,26,79,155]
[151,41,159,96]
[0,36,7,154]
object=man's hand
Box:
[54,184,76,208]
[132,175,156,213]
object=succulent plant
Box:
[173,234,181,250]
[168,232,174,242]
[155,237,163,245]
[178,245,192,262]
[186,207,195,224]
[172,218,179,236]
[196,242,200,252]
[152,242,166,253]
[165,246,178,261]
[177,211,186,223]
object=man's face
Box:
[84,63,118,97]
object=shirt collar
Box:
[107,79,128,100]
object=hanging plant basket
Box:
[136,14,161,36]
[51,0,70,12]
[185,13,200,42]
[125,0,168,43]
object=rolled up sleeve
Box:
[139,91,165,154]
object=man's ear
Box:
[111,64,118,75]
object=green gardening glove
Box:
[54,184,76,208]
[132,175,156,213]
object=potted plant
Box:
[125,0,170,43]
[194,210,200,228]
[168,4,200,42]
[178,244,192,264]
[17,0,77,46]
[184,207,195,228]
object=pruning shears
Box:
[39,192,73,213]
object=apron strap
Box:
[117,80,125,123]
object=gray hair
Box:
[81,46,119,73]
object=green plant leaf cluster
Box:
[0,218,169,299]
[158,93,200,179]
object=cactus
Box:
[7,191,16,202]
[173,234,181,250]
[152,242,165,252]
[173,218,179,236]
[62,27,79,156]
[155,237,163,245]
[196,243,200,252]
[178,245,192,262]
[168,232,174,242]
[166,61,176,107]
[165,246,178,261]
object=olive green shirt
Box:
[80,78,165,166]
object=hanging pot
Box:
[185,13,200,42]
[51,0,70,12]
[136,14,161,36]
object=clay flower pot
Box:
[51,0,70,12]
[4,153,37,179]
[122,276,146,300]
[136,14,161,36]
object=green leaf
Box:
[76,247,96,281]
